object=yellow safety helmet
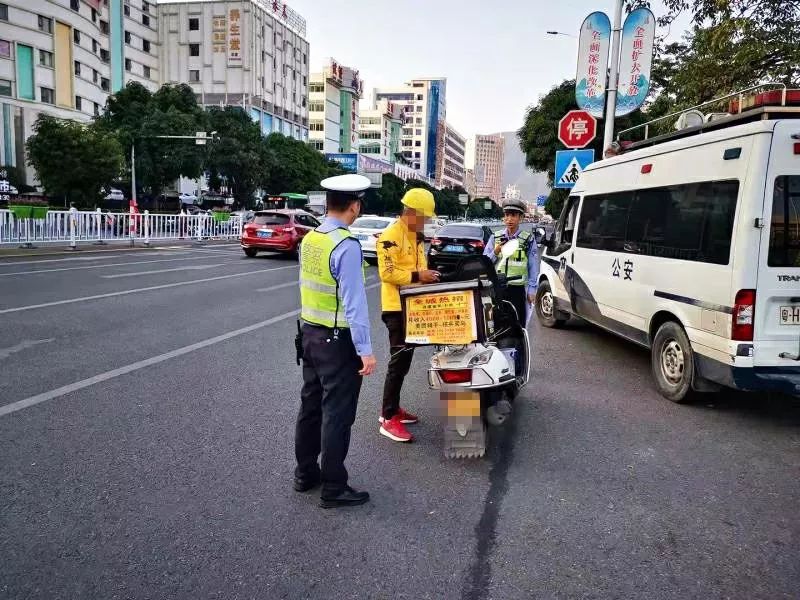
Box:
[401,188,436,218]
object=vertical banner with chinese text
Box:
[575,12,611,119]
[227,8,241,66]
[212,16,227,55]
[616,7,656,116]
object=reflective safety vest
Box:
[494,229,532,287]
[299,228,361,328]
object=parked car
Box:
[231,210,255,223]
[423,217,447,240]
[104,188,125,202]
[179,192,198,204]
[427,222,494,272]
[350,215,396,263]
[240,209,320,258]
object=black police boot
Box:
[293,476,320,493]
[320,486,370,509]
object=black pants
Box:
[505,286,528,329]
[381,312,414,420]
[295,325,363,495]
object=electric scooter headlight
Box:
[468,349,494,366]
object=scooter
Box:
[418,239,531,458]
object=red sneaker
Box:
[379,408,419,425]
[379,416,413,442]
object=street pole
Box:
[602,0,624,153]
[130,143,136,206]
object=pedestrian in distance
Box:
[377,188,439,443]
[295,173,377,509]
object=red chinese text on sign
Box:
[558,110,597,149]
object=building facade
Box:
[0,0,309,183]
[435,120,465,189]
[374,77,446,179]
[473,133,505,203]
[308,58,361,153]
[357,98,401,163]
[158,0,309,142]
[0,0,160,178]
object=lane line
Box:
[0,265,299,314]
[255,276,377,293]
[101,263,227,279]
[0,255,128,267]
[0,281,382,417]
[0,255,231,276]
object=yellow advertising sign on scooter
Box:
[405,290,478,345]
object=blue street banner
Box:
[554,150,595,189]
[616,7,656,116]
[536,195,547,207]
[324,153,358,173]
[575,12,611,118]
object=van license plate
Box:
[780,306,800,325]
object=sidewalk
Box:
[0,239,240,259]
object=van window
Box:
[768,176,800,267]
[627,180,738,265]
[577,192,632,251]
[552,196,580,255]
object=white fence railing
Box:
[0,209,243,248]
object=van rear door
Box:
[754,120,800,366]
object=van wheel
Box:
[651,322,695,404]
[536,281,567,328]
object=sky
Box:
[287,0,692,140]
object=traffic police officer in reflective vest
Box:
[483,198,539,327]
[295,174,377,509]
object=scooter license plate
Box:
[444,391,481,417]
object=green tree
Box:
[204,107,264,206]
[27,115,123,207]
[262,133,344,195]
[373,172,405,215]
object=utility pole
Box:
[603,0,624,152]
[130,142,136,206]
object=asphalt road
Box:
[0,244,798,600]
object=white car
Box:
[350,215,396,263]
[104,188,125,201]
[179,192,198,204]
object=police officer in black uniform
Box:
[294,174,377,509]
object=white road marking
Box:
[0,281,383,417]
[0,265,299,314]
[0,255,124,267]
[101,263,227,279]
[0,339,55,360]
[0,255,227,277]
[255,277,378,292]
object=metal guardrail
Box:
[0,209,243,248]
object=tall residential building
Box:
[374,77,446,179]
[308,58,362,153]
[435,120,465,189]
[158,0,309,141]
[358,98,402,162]
[473,133,505,203]
[0,0,310,182]
[0,0,160,178]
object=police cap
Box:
[321,174,371,196]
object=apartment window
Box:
[72,61,81,77]
[142,39,150,53]
[309,122,324,132]
[142,1,150,14]
[125,58,132,72]
[70,0,80,11]
[100,20,109,35]
[39,16,53,34]
[415,140,421,147]
[124,31,131,44]
[0,79,11,97]
[0,4,7,21]
[309,83,324,93]
[189,69,200,82]
[40,87,54,104]
[93,69,98,83]
[414,152,421,158]
[416,106,423,112]
[142,14,150,27]
[143,65,151,79]
[308,101,324,112]
[101,77,109,91]
[39,50,54,68]
[0,39,10,58]
[92,38,98,53]
[123,5,130,16]
[189,43,200,57]
[91,8,97,22]
[416,94,423,101]
[415,129,422,135]
[100,49,109,63]
[416,118,422,125]
[302,53,306,65]
[73,29,81,44]
[75,96,82,111]
[189,18,199,31]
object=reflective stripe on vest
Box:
[494,230,531,286]
[300,228,352,328]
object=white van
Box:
[535,99,800,402]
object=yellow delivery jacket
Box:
[377,219,427,313]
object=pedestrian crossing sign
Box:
[554,150,595,189]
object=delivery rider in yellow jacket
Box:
[377,188,440,443]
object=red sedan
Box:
[241,209,321,258]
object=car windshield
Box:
[439,225,483,239]
[254,212,290,225]
[353,218,392,229]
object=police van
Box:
[535,88,800,402]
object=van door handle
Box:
[571,253,574,264]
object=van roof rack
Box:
[616,84,800,152]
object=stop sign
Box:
[558,110,597,149]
